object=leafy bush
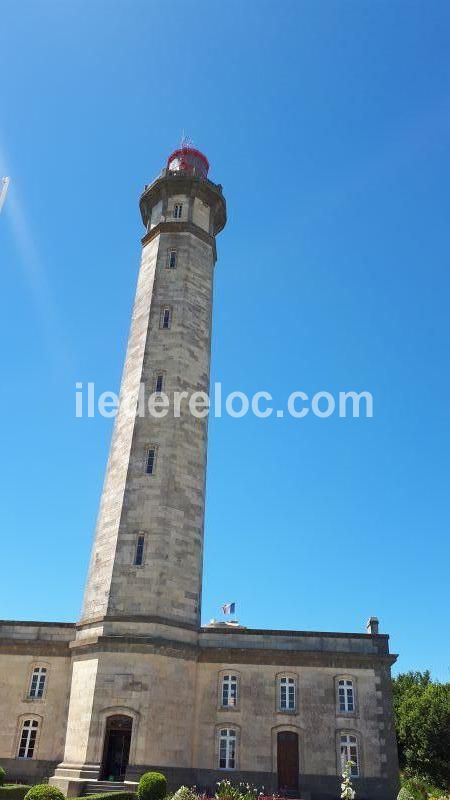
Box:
[172,788,198,800]
[24,786,65,800]
[215,781,241,800]
[215,782,266,800]
[398,789,416,800]
[0,771,6,788]
[0,788,32,800]
[237,785,258,800]
[137,773,167,800]
[393,673,450,789]
[83,794,136,800]
[400,776,447,800]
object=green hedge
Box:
[24,786,64,800]
[83,793,137,800]
[137,773,167,800]
[0,787,32,800]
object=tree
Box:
[393,671,450,790]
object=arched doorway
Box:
[101,715,132,781]
[277,731,299,793]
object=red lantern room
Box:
[167,146,210,179]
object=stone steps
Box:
[84,782,136,794]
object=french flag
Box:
[222,602,236,615]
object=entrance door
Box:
[277,731,299,794]
[101,715,132,781]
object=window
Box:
[219,728,236,770]
[221,674,238,708]
[18,719,39,759]
[134,534,145,566]
[338,679,355,713]
[146,447,157,475]
[154,373,164,394]
[279,676,296,711]
[167,250,177,269]
[173,204,183,219]
[28,667,46,699]
[340,733,359,776]
[160,307,172,329]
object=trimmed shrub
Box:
[83,794,137,800]
[0,771,6,788]
[137,772,167,800]
[24,786,65,800]
[0,788,32,800]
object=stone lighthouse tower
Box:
[51,146,226,792]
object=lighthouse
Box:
[51,146,227,790]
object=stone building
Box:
[0,146,399,800]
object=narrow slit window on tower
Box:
[160,307,172,329]
[167,249,177,269]
[173,203,183,219]
[134,534,145,566]
[146,447,157,475]
[154,373,164,394]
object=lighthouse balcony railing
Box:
[143,168,223,195]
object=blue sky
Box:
[1,1,449,680]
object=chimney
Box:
[366,616,379,635]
